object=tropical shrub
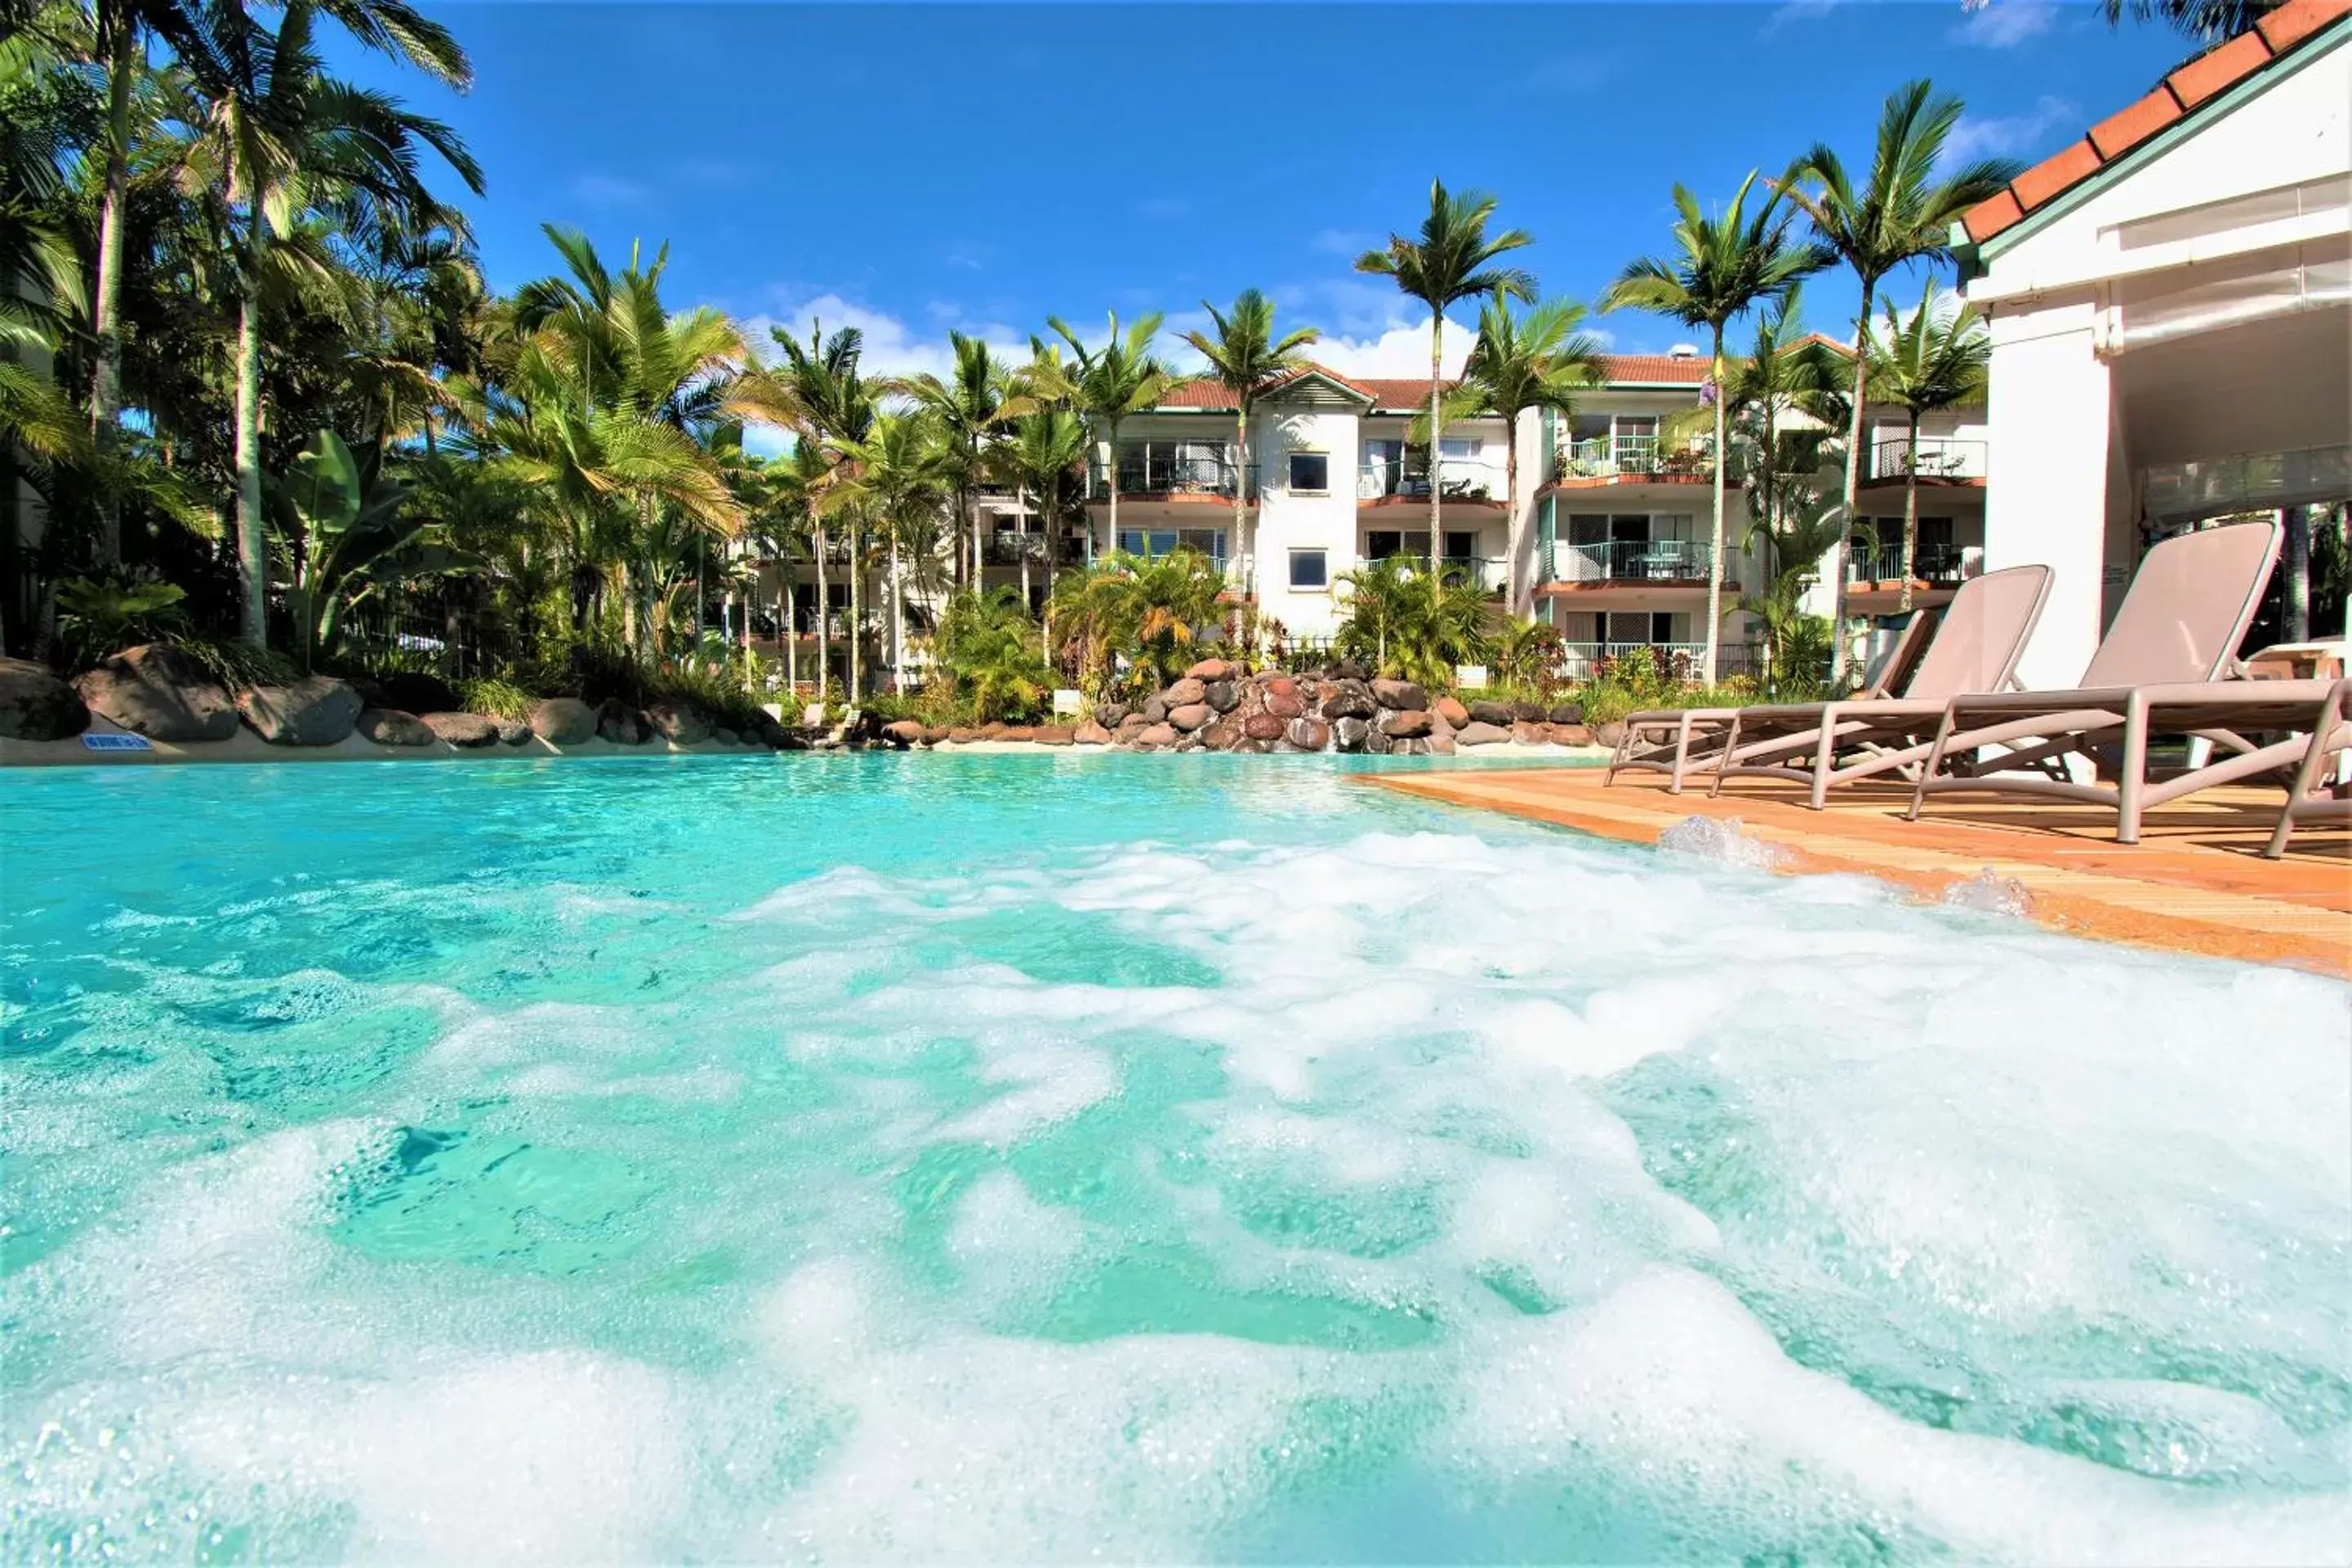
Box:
[1047,549,1228,695]
[1333,556,1493,688]
[54,576,189,670]
[1491,620,1568,698]
[457,678,537,720]
[938,587,1054,722]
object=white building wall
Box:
[1251,406,1361,637]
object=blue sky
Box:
[336,2,2194,379]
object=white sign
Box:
[1454,665,1490,690]
[1052,688,1084,715]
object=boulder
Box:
[1264,690,1304,720]
[1034,726,1075,746]
[1285,716,1331,751]
[423,711,499,748]
[356,707,434,746]
[1184,657,1236,681]
[710,725,741,747]
[75,644,237,742]
[373,670,461,715]
[1094,702,1129,728]
[981,721,1009,740]
[235,679,363,746]
[1143,696,1169,725]
[1264,675,1297,699]
[1321,682,1376,721]
[1428,733,1457,755]
[1549,702,1586,726]
[1242,711,1285,742]
[999,726,1037,743]
[882,719,927,746]
[1432,695,1471,729]
[595,700,653,745]
[1457,720,1512,746]
[1116,712,1149,734]
[529,697,598,745]
[1594,720,1627,749]
[1468,699,1515,728]
[1329,658,1369,681]
[497,719,535,746]
[1200,718,1243,751]
[0,657,89,741]
[920,726,950,746]
[743,711,791,749]
[1511,720,1546,746]
[1168,702,1212,732]
[1135,722,1178,750]
[1379,708,1433,739]
[1333,716,1373,753]
[1204,679,1241,714]
[1163,676,1207,708]
[1550,723,1594,747]
[646,702,712,746]
[1074,720,1112,746]
[1371,679,1428,711]
[1511,700,1549,724]
[947,728,980,745]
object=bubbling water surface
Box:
[2,753,2346,1562]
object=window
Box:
[1290,549,1329,590]
[1120,528,1227,562]
[1368,530,1405,559]
[1440,437,1480,458]
[1287,452,1330,492]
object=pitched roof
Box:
[1155,353,1714,411]
[1960,0,2349,245]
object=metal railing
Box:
[1846,541,1970,585]
[1088,448,1255,501]
[1553,435,1722,482]
[1539,538,1718,585]
[1866,437,1987,482]
[1557,641,1754,681]
[1356,456,1506,503]
[1357,552,1508,594]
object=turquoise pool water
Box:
[3,753,2348,1561]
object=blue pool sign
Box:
[81,732,153,753]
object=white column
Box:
[1982,301,2112,691]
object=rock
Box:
[356,707,434,746]
[1243,711,1285,742]
[1136,722,1178,750]
[710,725,740,747]
[882,719,926,746]
[1143,696,1168,725]
[1428,733,1457,755]
[234,678,361,746]
[1204,679,1240,714]
[1551,723,1594,747]
[1333,716,1372,753]
[1371,679,1428,711]
[1094,702,1129,728]
[1594,720,1627,749]
[1286,716,1331,751]
[1512,700,1549,724]
[1116,712,1149,734]
[423,711,499,747]
[498,719,534,746]
[529,697,597,745]
[1265,675,1297,699]
[1162,677,1207,708]
[1074,720,1111,746]
[1034,726,1075,746]
[999,726,1037,743]
[1511,720,1546,746]
[1329,658,1368,681]
[646,702,712,746]
[1433,695,1471,729]
[75,644,237,742]
[1468,699,1515,727]
[1380,708,1433,739]
[920,726,950,746]
[947,728,980,745]
[1184,657,1236,681]
[1362,726,1393,755]
[1457,720,1511,746]
[980,722,1009,740]
[373,670,461,715]
[1200,718,1243,751]
[1169,702,1212,732]
[1549,702,1586,726]
[0,657,89,740]
[1264,690,1304,720]
[744,711,791,749]
[1322,682,1376,721]
[595,700,653,745]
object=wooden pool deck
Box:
[1368,766,2352,978]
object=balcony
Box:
[1552,436,1723,485]
[1356,457,1506,505]
[1557,642,1753,682]
[1865,436,1987,483]
[982,532,1089,566]
[1539,538,1721,587]
[1845,541,1973,586]
[1088,446,1254,502]
[1358,552,1508,595]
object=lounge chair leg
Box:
[1668,713,1694,795]
[1708,714,1743,800]
[2265,692,2347,859]
[1808,704,1840,811]
[1907,708,1958,822]
[1606,722,1632,784]
[2116,692,2149,844]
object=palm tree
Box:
[1047,547,1227,694]
[997,406,1089,608]
[1863,281,1990,612]
[1779,80,2020,685]
[1356,181,1536,571]
[2102,0,2279,41]
[1334,554,1494,688]
[1458,292,1606,612]
[1181,289,1317,601]
[1602,173,1827,685]
[903,332,1034,586]
[1719,285,1847,592]
[1039,312,1171,559]
[826,411,950,692]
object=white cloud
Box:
[1942,95,2078,167]
[1312,314,1476,381]
[736,294,1027,386]
[1953,0,2058,48]
[1762,0,1840,35]
[566,172,651,210]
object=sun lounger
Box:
[2264,679,2352,859]
[1689,563,2056,808]
[1904,520,2305,844]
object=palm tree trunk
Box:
[2283,504,2311,642]
[813,522,829,706]
[1829,280,1875,689]
[1759,399,1779,697]
[1503,411,1521,612]
[1105,417,1120,559]
[782,570,797,693]
[233,212,269,650]
[848,523,862,706]
[1017,488,1032,604]
[1703,327,1727,687]
[1899,408,1921,615]
[1428,320,1444,572]
[1232,408,1248,599]
[88,13,136,570]
[889,530,903,693]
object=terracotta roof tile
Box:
[1152,354,1714,410]
[1960,3,2345,243]
[2168,29,2278,108]
[2089,87,2185,160]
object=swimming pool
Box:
[4,753,2347,1561]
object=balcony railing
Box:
[1356,457,1506,503]
[1540,538,1718,585]
[1358,553,1508,595]
[1088,448,1254,501]
[1866,436,1987,482]
[1557,641,1753,682]
[1845,541,1972,586]
[1553,435,1722,482]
